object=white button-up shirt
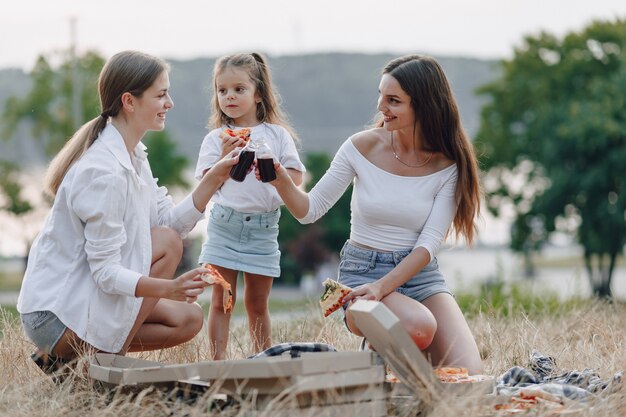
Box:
[17,124,204,352]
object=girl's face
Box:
[133,70,173,132]
[376,74,415,133]
[215,67,260,127]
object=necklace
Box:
[390,132,433,168]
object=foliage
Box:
[475,19,626,297]
[1,51,104,156]
[278,152,351,284]
[456,279,585,318]
[143,130,189,189]
[0,162,32,216]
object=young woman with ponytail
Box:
[269,55,484,373]
[17,51,238,372]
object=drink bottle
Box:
[256,138,276,182]
[229,140,256,182]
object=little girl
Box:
[195,53,305,360]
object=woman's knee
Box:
[151,226,183,261]
[404,310,437,350]
[179,304,204,339]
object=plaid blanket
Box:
[496,350,623,401]
[248,343,337,359]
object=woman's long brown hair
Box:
[376,55,482,244]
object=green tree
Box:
[0,162,34,268]
[476,19,626,297]
[278,152,352,284]
[2,51,104,156]
[143,130,189,189]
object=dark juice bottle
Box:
[229,149,256,182]
[258,158,276,182]
[256,138,276,182]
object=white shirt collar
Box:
[99,123,148,171]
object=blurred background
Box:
[0,0,625,305]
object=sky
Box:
[2,0,626,70]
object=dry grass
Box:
[1,300,625,416]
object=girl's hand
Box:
[169,267,210,303]
[219,132,246,158]
[346,282,385,302]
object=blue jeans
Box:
[338,241,452,302]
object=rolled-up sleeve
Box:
[157,190,204,237]
[70,173,142,296]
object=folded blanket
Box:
[496,350,623,401]
[249,343,337,359]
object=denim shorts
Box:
[338,241,452,302]
[199,203,281,277]
[20,310,67,354]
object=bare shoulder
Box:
[430,152,456,172]
[350,128,387,157]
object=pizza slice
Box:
[221,128,251,143]
[200,263,233,314]
[319,278,352,318]
[433,367,469,383]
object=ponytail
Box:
[44,115,108,197]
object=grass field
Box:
[1,286,625,416]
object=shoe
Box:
[31,351,72,383]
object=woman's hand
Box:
[168,267,211,303]
[192,150,239,212]
[346,281,385,302]
[260,160,290,186]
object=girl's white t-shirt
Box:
[195,123,305,213]
[299,137,458,260]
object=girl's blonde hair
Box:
[208,52,298,143]
[376,55,482,244]
[45,50,169,197]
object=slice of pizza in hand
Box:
[221,128,251,143]
[320,278,352,318]
[200,264,233,314]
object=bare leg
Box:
[207,266,238,360]
[127,299,203,351]
[345,292,437,350]
[243,273,273,353]
[421,293,483,374]
[119,226,184,354]
[49,226,186,358]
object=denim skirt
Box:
[338,240,452,302]
[199,203,281,277]
[21,310,67,354]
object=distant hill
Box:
[0,53,500,164]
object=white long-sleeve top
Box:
[299,138,458,260]
[17,124,204,353]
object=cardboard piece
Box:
[89,350,386,415]
[348,299,495,396]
